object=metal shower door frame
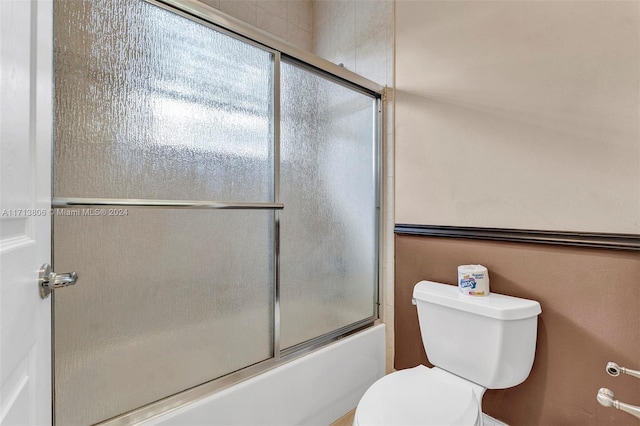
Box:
[51,0,385,423]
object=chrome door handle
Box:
[39,263,78,299]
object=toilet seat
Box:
[354,365,482,426]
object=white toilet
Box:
[354,280,542,426]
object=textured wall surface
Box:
[312,0,392,86]
[395,235,640,426]
[395,0,640,234]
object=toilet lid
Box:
[356,365,480,426]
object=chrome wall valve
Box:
[597,388,640,420]
[606,362,640,380]
[39,263,78,299]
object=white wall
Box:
[312,0,393,86]
[395,0,640,234]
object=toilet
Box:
[354,280,542,425]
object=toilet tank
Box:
[413,281,542,389]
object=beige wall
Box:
[395,235,640,426]
[198,0,313,51]
[394,3,640,425]
[395,0,640,234]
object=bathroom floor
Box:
[330,409,355,426]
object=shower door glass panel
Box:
[53,211,273,425]
[280,62,377,349]
[55,0,274,202]
[54,1,275,424]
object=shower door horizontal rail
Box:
[52,197,284,210]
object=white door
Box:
[0,1,53,425]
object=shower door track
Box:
[101,318,378,426]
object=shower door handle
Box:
[39,263,78,299]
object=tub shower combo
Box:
[52,0,383,424]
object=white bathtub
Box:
[145,324,386,425]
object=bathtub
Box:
[145,324,386,425]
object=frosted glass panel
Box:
[53,210,273,425]
[54,0,274,201]
[280,63,377,349]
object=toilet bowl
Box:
[354,365,484,426]
[354,281,541,426]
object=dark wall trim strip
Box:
[395,224,640,251]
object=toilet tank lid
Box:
[413,281,542,320]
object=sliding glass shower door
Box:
[53,0,379,424]
[280,62,378,350]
